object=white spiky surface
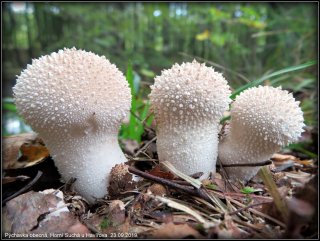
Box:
[149,60,231,178]
[218,86,305,182]
[13,47,131,202]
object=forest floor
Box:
[2,128,318,239]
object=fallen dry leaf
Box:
[272,153,315,167]
[147,183,167,196]
[284,170,314,180]
[108,200,126,226]
[272,153,298,162]
[146,222,202,239]
[284,176,317,238]
[19,141,50,166]
[3,132,49,169]
[147,165,174,180]
[223,214,250,239]
[212,176,240,192]
[3,132,37,168]
[3,189,90,237]
[147,210,173,223]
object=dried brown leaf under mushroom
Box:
[3,132,49,169]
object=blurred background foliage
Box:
[2,2,318,156]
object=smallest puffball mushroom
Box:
[13,48,131,203]
[218,86,305,182]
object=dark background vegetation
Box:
[2,2,318,158]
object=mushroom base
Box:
[222,166,262,183]
[46,135,127,203]
[218,136,280,182]
[157,124,219,180]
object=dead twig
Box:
[217,157,235,191]
[130,110,154,133]
[2,170,43,205]
[228,201,271,216]
[229,198,286,228]
[128,166,213,204]
[221,160,272,167]
[233,219,274,238]
[128,157,158,162]
[210,190,273,202]
[141,112,154,128]
[134,136,157,157]
[62,177,77,192]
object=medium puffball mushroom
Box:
[218,86,305,182]
[149,60,231,179]
[13,47,131,203]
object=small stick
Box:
[2,170,43,205]
[221,160,272,167]
[130,110,143,122]
[134,136,157,157]
[171,179,193,185]
[228,201,271,216]
[128,166,213,204]
[233,219,274,238]
[217,157,235,191]
[130,110,154,133]
[210,191,273,202]
[141,112,154,127]
[128,157,158,162]
[229,198,286,228]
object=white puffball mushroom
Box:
[149,60,231,179]
[218,86,305,182]
[13,47,131,203]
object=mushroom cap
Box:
[13,47,131,136]
[149,60,231,126]
[231,86,305,146]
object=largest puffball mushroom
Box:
[149,60,231,179]
[13,48,131,203]
[218,86,305,182]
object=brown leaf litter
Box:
[1,132,318,239]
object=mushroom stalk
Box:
[218,86,305,182]
[157,123,219,177]
[44,132,127,202]
[218,126,281,181]
[150,60,231,179]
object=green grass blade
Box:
[230,60,317,99]
[292,78,315,92]
[129,90,138,137]
[123,61,138,140]
[122,62,147,142]
[287,143,318,158]
[2,97,17,112]
[3,103,17,112]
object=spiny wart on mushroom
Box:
[218,85,305,182]
[149,60,231,179]
[13,47,132,203]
